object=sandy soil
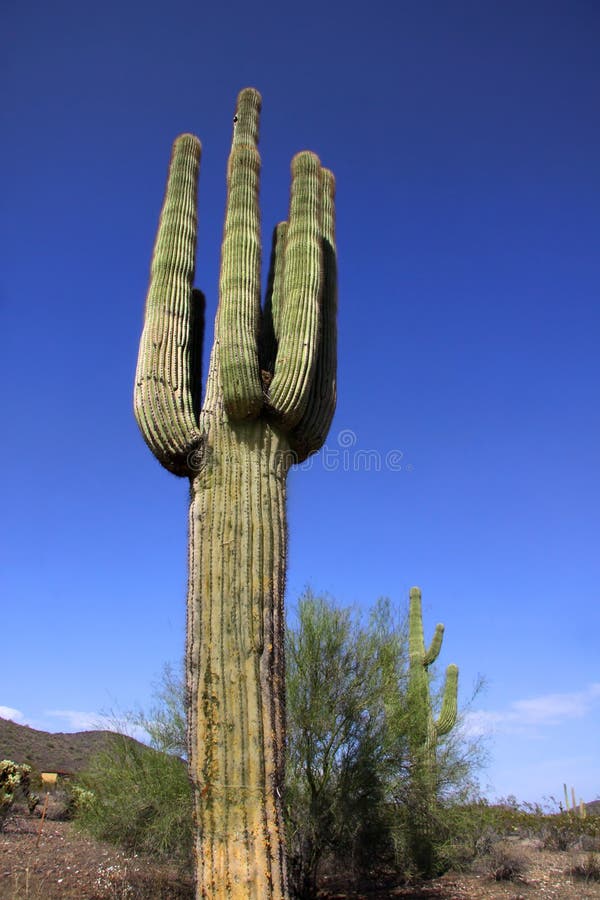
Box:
[2,812,599,899]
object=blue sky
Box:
[2,0,599,806]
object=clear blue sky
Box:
[2,0,599,806]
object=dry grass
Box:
[568,851,600,884]
[484,842,529,882]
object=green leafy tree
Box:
[285,591,405,896]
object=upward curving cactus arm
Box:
[267,152,323,430]
[289,167,337,459]
[424,625,444,667]
[217,87,264,421]
[134,134,203,476]
[437,663,459,736]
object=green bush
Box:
[74,734,192,865]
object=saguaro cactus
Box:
[406,587,458,875]
[134,88,336,899]
[563,783,587,818]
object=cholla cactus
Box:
[134,88,337,899]
[0,761,35,828]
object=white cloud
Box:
[463,682,600,737]
[44,709,114,732]
[43,709,148,743]
[0,706,26,724]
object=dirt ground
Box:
[2,811,599,899]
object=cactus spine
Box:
[134,89,337,900]
[406,587,458,875]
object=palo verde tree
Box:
[134,88,337,899]
[285,592,407,897]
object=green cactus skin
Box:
[134,88,337,900]
[408,587,458,763]
[406,587,458,875]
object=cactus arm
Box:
[134,133,203,476]
[217,88,264,421]
[409,587,426,661]
[436,663,458,736]
[289,167,338,459]
[267,152,323,429]
[424,624,444,667]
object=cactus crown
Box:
[134,87,337,475]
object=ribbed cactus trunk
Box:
[406,587,458,876]
[134,89,336,899]
[186,394,291,895]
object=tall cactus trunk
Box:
[187,397,291,897]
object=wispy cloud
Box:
[0,706,26,724]
[44,709,148,742]
[44,709,115,732]
[464,683,600,737]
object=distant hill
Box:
[0,716,144,775]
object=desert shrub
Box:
[486,842,529,881]
[542,821,579,851]
[581,833,600,852]
[568,851,600,882]
[541,814,600,851]
[425,800,499,872]
[75,734,192,865]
